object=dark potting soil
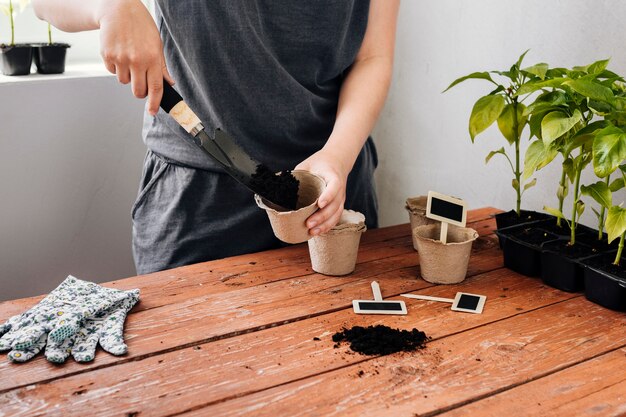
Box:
[509,227,557,245]
[250,164,299,210]
[584,254,626,279]
[542,240,592,259]
[332,325,429,356]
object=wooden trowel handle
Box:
[159,79,203,136]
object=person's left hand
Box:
[295,149,350,236]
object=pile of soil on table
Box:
[251,164,299,210]
[332,325,429,355]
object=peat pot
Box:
[413,223,478,284]
[256,170,326,244]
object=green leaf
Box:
[523,178,537,192]
[581,181,612,209]
[469,94,506,141]
[485,147,506,164]
[544,206,566,220]
[522,63,549,80]
[512,178,520,192]
[576,200,586,219]
[609,178,625,192]
[606,206,626,243]
[523,91,568,116]
[563,158,575,183]
[523,139,557,180]
[588,58,611,75]
[563,79,615,103]
[592,125,626,177]
[497,103,527,145]
[557,184,569,200]
[541,110,583,146]
[516,78,565,96]
[515,49,530,69]
[443,72,495,92]
[592,207,601,218]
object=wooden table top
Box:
[1,207,625,417]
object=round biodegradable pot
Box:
[255,170,326,244]
[413,223,479,284]
[308,210,366,276]
[405,196,436,250]
[33,43,70,74]
[0,44,33,76]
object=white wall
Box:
[0,77,145,301]
[374,0,626,227]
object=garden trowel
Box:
[159,80,287,208]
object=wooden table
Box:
[1,207,625,417]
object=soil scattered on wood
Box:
[332,325,429,355]
[251,164,299,210]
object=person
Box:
[33,0,400,274]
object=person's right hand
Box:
[97,0,175,115]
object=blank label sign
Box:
[451,293,486,314]
[426,191,467,227]
[352,300,407,315]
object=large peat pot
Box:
[540,240,593,292]
[494,209,553,230]
[580,253,626,311]
[0,44,33,76]
[496,224,559,277]
[33,43,70,74]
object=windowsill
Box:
[0,62,112,85]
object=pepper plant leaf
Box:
[469,94,506,141]
[541,109,583,146]
[563,158,575,183]
[587,58,611,75]
[606,206,626,243]
[557,184,568,200]
[592,125,626,177]
[516,78,565,96]
[523,178,537,193]
[485,147,506,164]
[563,79,615,103]
[544,206,566,220]
[609,178,625,192]
[581,181,612,209]
[443,72,495,93]
[497,103,527,145]
[522,63,549,80]
[523,90,568,116]
[523,139,557,180]
[576,200,586,220]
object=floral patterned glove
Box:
[0,275,133,353]
[6,289,140,363]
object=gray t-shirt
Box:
[144,1,371,172]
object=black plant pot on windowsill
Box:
[33,43,70,74]
[495,224,560,277]
[579,253,626,311]
[0,44,33,76]
[540,239,594,292]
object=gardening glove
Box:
[6,289,140,363]
[0,275,132,353]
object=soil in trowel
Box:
[332,325,429,355]
[251,164,299,210]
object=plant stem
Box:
[9,0,14,46]
[512,100,521,216]
[557,167,566,227]
[48,23,52,45]
[598,175,610,240]
[614,232,626,266]
[570,165,582,246]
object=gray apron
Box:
[133,0,378,274]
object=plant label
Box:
[400,291,486,314]
[426,191,468,243]
[352,281,407,315]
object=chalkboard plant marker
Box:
[0,0,33,76]
[412,191,478,284]
[405,196,436,251]
[401,292,487,314]
[352,281,407,315]
[33,23,70,74]
[255,170,325,244]
[308,210,366,276]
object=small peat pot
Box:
[413,223,478,284]
[405,196,436,250]
[255,170,326,244]
[0,44,33,76]
[496,225,559,277]
[308,210,366,276]
[33,43,70,74]
[495,209,553,230]
[580,253,626,311]
[540,240,593,292]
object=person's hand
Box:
[97,0,175,115]
[295,149,350,236]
